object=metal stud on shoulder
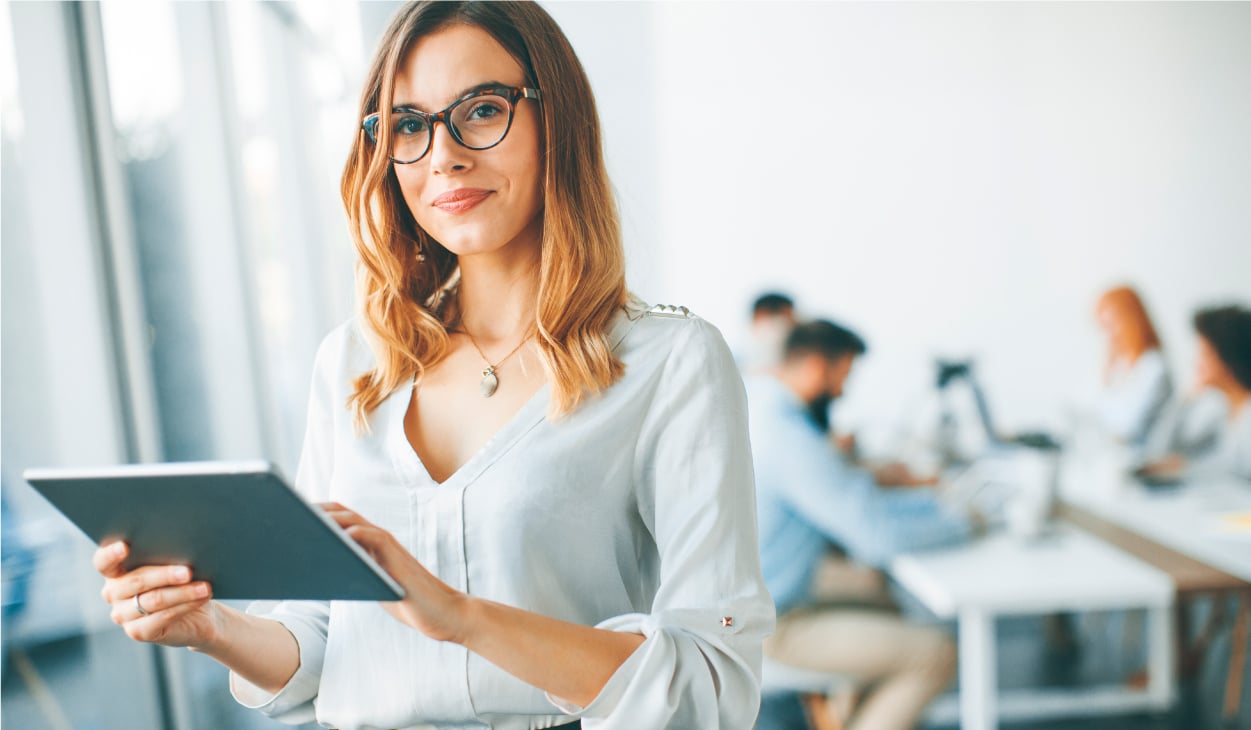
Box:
[646,303,693,319]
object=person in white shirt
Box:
[738,291,797,374]
[90,3,773,728]
[1093,286,1173,450]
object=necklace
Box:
[460,328,531,398]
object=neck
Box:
[1224,384,1250,418]
[455,234,541,345]
[775,366,817,405]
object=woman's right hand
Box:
[94,541,220,649]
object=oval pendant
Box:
[480,367,499,398]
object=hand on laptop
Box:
[872,461,940,488]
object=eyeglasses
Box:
[362,86,542,164]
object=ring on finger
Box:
[135,592,150,617]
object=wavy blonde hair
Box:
[341,1,627,430]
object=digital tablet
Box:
[23,460,404,601]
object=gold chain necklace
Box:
[459,328,531,398]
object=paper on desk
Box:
[1212,512,1251,541]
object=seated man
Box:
[748,320,978,730]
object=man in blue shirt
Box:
[749,320,975,730]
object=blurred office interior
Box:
[2,1,1249,729]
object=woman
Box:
[92,3,773,728]
[1190,306,1251,478]
[1145,305,1251,480]
[1094,286,1173,449]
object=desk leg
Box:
[1146,604,1175,710]
[959,610,996,730]
[1226,595,1249,719]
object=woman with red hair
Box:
[1094,286,1174,448]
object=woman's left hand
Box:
[319,502,471,644]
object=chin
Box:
[430,219,542,260]
[428,229,523,259]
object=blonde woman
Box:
[92,3,772,728]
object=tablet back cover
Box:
[24,461,403,601]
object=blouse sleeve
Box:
[228,330,342,723]
[546,316,776,728]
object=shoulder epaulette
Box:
[645,303,693,319]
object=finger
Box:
[123,596,213,644]
[116,582,211,624]
[102,564,195,603]
[344,523,382,546]
[135,581,212,618]
[317,502,350,513]
[344,524,394,565]
[93,541,129,578]
[327,510,372,530]
[115,582,205,627]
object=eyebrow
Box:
[391,81,510,113]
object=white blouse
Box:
[1193,400,1251,481]
[230,300,774,730]
[1097,349,1173,448]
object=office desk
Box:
[890,527,1174,730]
[1059,476,1251,717]
[1060,478,1251,583]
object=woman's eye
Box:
[465,100,506,122]
[394,115,428,136]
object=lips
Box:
[432,188,493,213]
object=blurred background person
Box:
[1093,285,1173,451]
[1144,304,1251,481]
[739,291,797,374]
[748,320,977,730]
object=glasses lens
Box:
[449,94,512,149]
[390,113,430,162]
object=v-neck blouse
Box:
[231,301,774,730]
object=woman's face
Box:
[1096,302,1122,339]
[1194,336,1231,390]
[390,24,544,260]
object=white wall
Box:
[552,1,1251,444]
[543,1,665,299]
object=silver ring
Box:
[135,592,150,617]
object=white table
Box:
[890,527,1175,730]
[1061,477,1251,583]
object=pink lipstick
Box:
[432,188,492,214]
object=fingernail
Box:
[194,583,209,598]
[112,542,126,557]
[174,566,191,581]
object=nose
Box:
[427,120,471,175]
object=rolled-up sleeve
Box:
[229,329,342,722]
[548,317,775,728]
[229,599,329,722]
